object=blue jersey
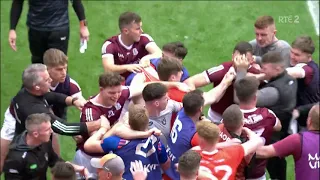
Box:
[165,109,197,180]
[101,135,168,180]
[125,58,190,85]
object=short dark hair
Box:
[162,42,188,59]
[178,150,201,179]
[119,11,141,30]
[233,41,253,55]
[292,35,315,54]
[235,76,260,103]
[142,83,168,102]
[261,51,284,65]
[157,56,183,81]
[51,162,76,180]
[254,16,275,29]
[99,72,124,88]
[182,89,204,116]
[222,104,243,132]
[128,104,149,131]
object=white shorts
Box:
[1,108,16,141]
[73,149,102,175]
[207,108,222,124]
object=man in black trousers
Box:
[8,0,90,64]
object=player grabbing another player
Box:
[256,104,320,180]
[286,35,319,127]
[101,11,162,79]
[192,121,264,180]
[235,76,282,179]
[84,105,170,180]
[184,41,260,123]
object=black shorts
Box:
[28,27,70,64]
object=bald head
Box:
[308,104,319,130]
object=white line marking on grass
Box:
[307,0,319,36]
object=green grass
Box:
[1,1,319,180]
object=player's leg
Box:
[28,28,48,64]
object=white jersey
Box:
[148,100,182,146]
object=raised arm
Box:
[203,67,235,106]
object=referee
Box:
[9,0,90,64]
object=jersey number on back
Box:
[199,165,232,180]
[135,135,157,158]
[170,118,183,143]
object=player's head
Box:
[43,48,68,83]
[22,63,52,94]
[51,162,76,180]
[142,83,168,112]
[119,11,142,42]
[307,103,320,131]
[91,154,125,180]
[162,42,188,61]
[128,104,150,131]
[290,35,315,66]
[157,56,183,82]
[261,51,285,80]
[197,121,220,148]
[235,76,260,104]
[222,104,244,133]
[232,41,254,64]
[25,113,53,143]
[254,15,277,47]
[183,89,205,119]
[178,150,201,180]
[99,72,125,106]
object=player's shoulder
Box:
[140,33,154,42]
[275,40,291,49]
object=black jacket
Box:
[3,132,63,180]
[11,88,87,136]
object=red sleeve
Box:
[69,78,81,96]
[303,65,314,85]
[101,40,115,57]
[205,63,229,83]
[168,88,186,102]
[80,105,102,122]
[140,34,154,47]
[191,133,199,147]
[273,134,301,161]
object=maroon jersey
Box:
[242,107,278,179]
[204,61,260,116]
[101,34,154,79]
[77,87,130,156]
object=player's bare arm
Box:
[241,127,264,156]
[139,42,162,65]
[184,72,210,89]
[273,118,282,131]
[102,55,143,74]
[286,64,307,79]
[203,67,236,106]
[256,145,277,159]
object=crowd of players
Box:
[1,10,319,180]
